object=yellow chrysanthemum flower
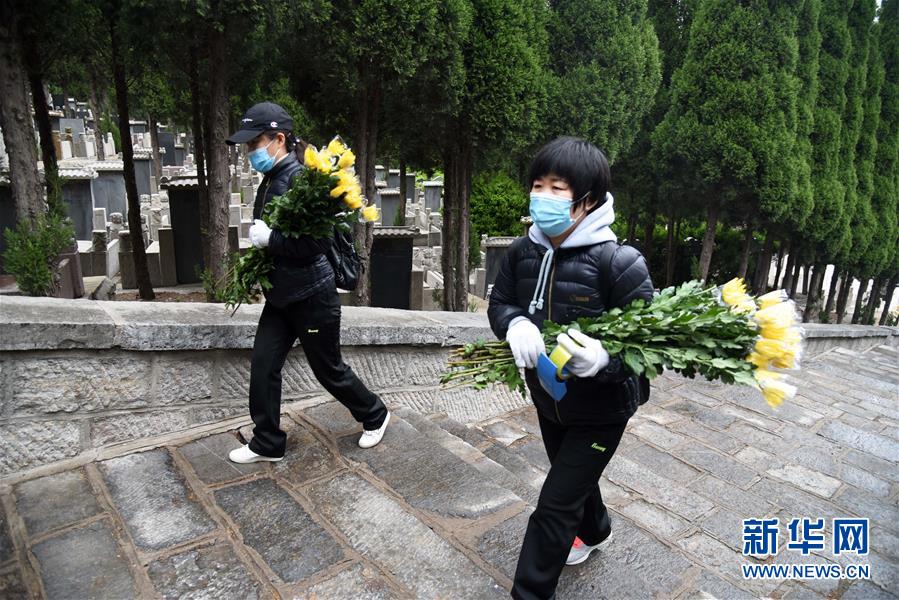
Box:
[721,278,755,313]
[335,169,357,189]
[344,192,363,210]
[327,137,347,156]
[760,378,797,408]
[361,205,380,222]
[304,145,322,170]
[753,301,796,330]
[318,149,335,170]
[722,278,747,304]
[330,185,350,199]
[757,290,786,310]
[338,150,356,169]
[746,352,769,369]
[754,338,799,369]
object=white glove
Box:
[249,219,272,249]
[506,318,546,369]
[557,328,610,378]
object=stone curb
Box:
[0,296,495,351]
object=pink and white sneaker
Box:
[566,534,611,566]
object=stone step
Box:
[804,356,899,396]
[792,355,899,398]
[829,346,899,372]
[870,344,899,359]
[335,413,523,520]
[394,408,540,505]
[818,352,899,387]
[427,410,550,494]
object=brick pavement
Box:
[0,344,896,599]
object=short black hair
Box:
[528,137,611,211]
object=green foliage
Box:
[217,161,360,311]
[806,0,853,259]
[851,2,884,275]
[544,0,662,163]
[867,0,899,279]
[470,171,527,238]
[2,213,75,297]
[655,0,801,224]
[469,228,482,271]
[442,280,760,396]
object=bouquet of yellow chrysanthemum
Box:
[441,278,803,408]
[215,137,379,313]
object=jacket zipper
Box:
[546,252,563,425]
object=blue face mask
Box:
[248,139,276,173]
[530,192,576,237]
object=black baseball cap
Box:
[226,102,294,145]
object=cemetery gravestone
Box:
[370,227,417,309]
[423,181,443,212]
[163,178,205,284]
[378,189,402,227]
[91,162,127,217]
[484,237,518,291]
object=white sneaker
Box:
[358,411,391,449]
[566,533,611,566]
[228,444,283,464]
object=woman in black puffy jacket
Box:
[224,102,390,465]
[487,137,654,600]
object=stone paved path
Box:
[0,344,896,599]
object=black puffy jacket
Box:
[253,152,335,307]
[488,203,654,425]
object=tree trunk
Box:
[802,264,811,295]
[148,113,162,188]
[20,26,59,212]
[352,73,380,307]
[398,160,407,222]
[665,213,678,287]
[737,227,753,281]
[752,233,775,294]
[851,277,869,324]
[835,272,853,324]
[204,19,231,297]
[626,209,638,244]
[0,3,44,223]
[441,130,472,311]
[89,85,106,161]
[879,273,898,325]
[642,211,655,269]
[863,277,883,325]
[822,269,840,323]
[698,200,719,282]
[188,49,211,294]
[109,7,153,300]
[789,260,802,298]
[772,240,786,289]
[780,246,796,292]
[802,263,825,322]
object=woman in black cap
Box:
[225,102,391,464]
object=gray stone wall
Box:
[0,296,895,477]
[0,298,527,476]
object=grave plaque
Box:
[423,181,443,212]
[370,227,416,309]
[91,162,127,217]
[61,176,96,241]
[378,188,402,226]
[163,177,205,283]
[484,237,518,290]
[387,169,400,189]
[157,131,177,166]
